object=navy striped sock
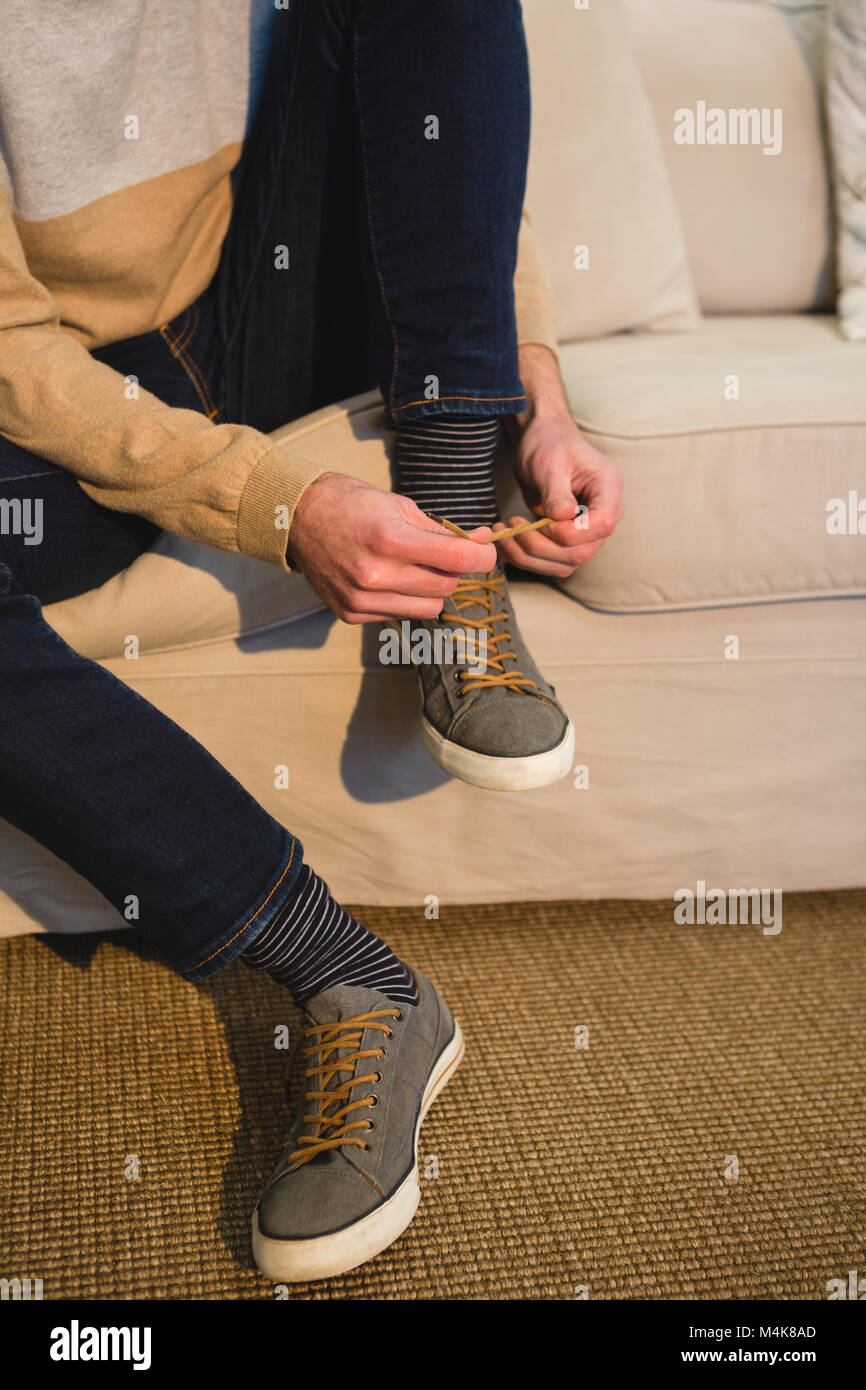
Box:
[240,863,418,1007]
[395,414,500,529]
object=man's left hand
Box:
[499,411,625,578]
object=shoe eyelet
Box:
[385,1028,393,1039]
[368,1093,380,1105]
[373,1072,383,1084]
[378,1048,387,1059]
[393,1010,404,1021]
[366,1121,375,1131]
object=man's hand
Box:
[286,472,496,623]
[499,345,624,578]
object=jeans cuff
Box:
[386,391,526,428]
[180,833,305,983]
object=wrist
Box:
[285,470,333,569]
[512,344,573,435]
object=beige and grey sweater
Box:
[0,0,558,571]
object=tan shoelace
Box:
[287,1009,401,1170]
[433,513,555,696]
[436,515,555,545]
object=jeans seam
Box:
[173,305,198,355]
[0,468,57,483]
[159,308,221,421]
[177,340,220,420]
[187,837,297,974]
[391,393,526,414]
[161,307,190,354]
[353,24,400,412]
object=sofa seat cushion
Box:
[44,392,391,660]
[625,0,834,314]
[517,314,866,613]
[46,315,866,654]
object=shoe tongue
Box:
[303,982,393,1026]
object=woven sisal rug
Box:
[1,892,863,1300]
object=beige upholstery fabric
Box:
[536,315,866,612]
[521,0,700,340]
[0,324,856,939]
[625,0,835,312]
[51,313,866,663]
[4,587,865,937]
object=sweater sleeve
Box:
[0,185,324,572]
[513,206,559,360]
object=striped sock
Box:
[395,414,500,529]
[240,863,418,1007]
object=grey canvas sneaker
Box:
[251,967,463,1282]
[413,559,574,790]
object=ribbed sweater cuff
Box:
[236,445,326,572]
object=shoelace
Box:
[286,1009,401,1170]
[433,513,556,696]
[436,515,555,545]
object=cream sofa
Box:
[2,0,865,937]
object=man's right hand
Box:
[285,472,497,624]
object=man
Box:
[0,0,623,1281]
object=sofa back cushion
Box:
[521,0,700,341]
[625,0,834,313]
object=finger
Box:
[397,501,494,549]
[574,472,624,541]
[495,534,577,577]
[396,496,495,551]
[534,455,579,520]
[390,517,498,575]
[341,611,403,625]
[498,515,581,550]
[533,516,588,548]
[503,518,595,561]
[522,538,603,567]
[375,563,461,599]
[341,591,447,622]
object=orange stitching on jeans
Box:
[188,839,297,974]
[391,393,526,414]
[175,337,220,420]
[166,308,189,354]
[173,305,199,355]
[161,307,193,355]
[160,309,220,421]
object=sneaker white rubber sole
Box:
[251,1019,465,1284]
[421,714,575,791]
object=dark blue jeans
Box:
[0,0,530,981]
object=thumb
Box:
[538,456,578,520]
[396,495,457,534]
[399,497,493,544]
